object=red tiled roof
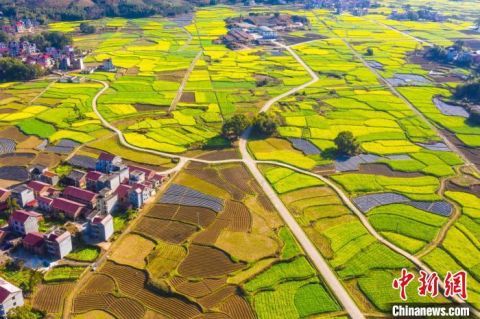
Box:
[86,171,103,181]
[37,196,53,205]
[0,288,8,303]
[98,152,116,161]
[10,210,42,224]
[0,188,10,201]
[27,180,50,193]
[52,198,84,216]
[23,231,44,247]
[63,186,97,203]
[116,184,131,199]
[45,230,70,243]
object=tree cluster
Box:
[454,81,480,103]
[424,41,473,68]
[79,22,96,34]
[221,112,278,141]
[20,31,72,51]
[0,58,45,82]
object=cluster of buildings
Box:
[220,14,308,49]
[0,41,85,71]
[1,18,38,34]
[305,0,372,15]
[0,152,167,262]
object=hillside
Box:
[0,0,300,21]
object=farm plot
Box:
[260,164,446,313]
[353,192,453,216]
[33,283,75,314]
[97,161,341,318]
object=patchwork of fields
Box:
[70,162,342,319]
[1,1,480,317]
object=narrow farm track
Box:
[169,51,203,113]
[29,76,59,104]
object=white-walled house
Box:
[0,279,23,317]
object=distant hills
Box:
[0,0,299,22]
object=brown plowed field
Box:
[219,166,254,195]
[175,205,217,227]
[32,283,74,313]
[108,296,145,319]
[100,261,202,319]
[198,285,237,309]
[193,219,230,244]
[219,295,256,319]
[146,204,179,220]
[222,200,251,232]
[135,217,198,244]
[171,277,227,298]
[81,274,116,294]
[187,167,244,201]
[178,244,246,277]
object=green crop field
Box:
[1,0,480,317]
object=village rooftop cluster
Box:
[220,13,309,49]
[0,152,168,263]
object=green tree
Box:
[79,22,96,34]
[0,58,45,82]
[334,131,360,156]
[252,112,277,137]
[7,305,43,319]
[221,114,250,141]
[365,47,374,56]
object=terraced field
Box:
[70,162,341,318]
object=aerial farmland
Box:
[0,0,479,318]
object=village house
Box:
[8,210,42,236]
[26,181,50,197]
[51,197,85,220]
[37,196,53,213]
[116,184,132,208]
[97,188,118,214]
[96,152,122,174]
[63,186,97,209]
[28,165,47,181]
[10,185,35,208]
[65,169,87,188]
[129,183,152,209]
[40,171,59,186]
[86,171,103,192]
[44,228,72,259]
[87,212,114,242]
[22,232,45,255]
[97,174,121,192]
[0,279,24,317]
[100,58,116,72]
